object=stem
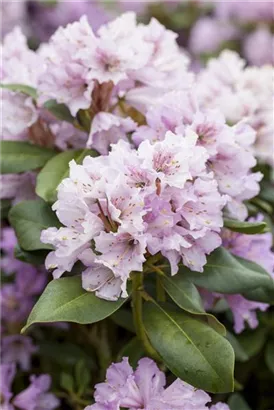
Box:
[147,263,165,276]
[87,322,112,381]
[132,272,161,361]
[156,275,166,302]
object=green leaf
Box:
[182,247,273,294]
[75,360,91,395]
[22,276,129,332]
[224,218,268,234]
[117,337,145,368]
[238,328,267,358]
[0,83,37,99]
[14,245,49,266]
[226,331,248,362]
[161,274,226,335]
[265,341,274,374]
[228,393,252,410]
[0,141,56,174]
[242,258,274,303]
[36,149,98,203]
[39,341,95,370]
[9,199,61,251]
[111,308,135,333]
[260,181,274,205]
[44,99,75,123]
[143,302,234,393]
[250,197,273,215]
[244,286,274,304]
[60,372,74,393]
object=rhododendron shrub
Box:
[1,7,274,410]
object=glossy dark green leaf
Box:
[226,331,248,362]
[182,247,273,294]
[0,141,56,174]
[22,276,129,332]
[117,337,145,367]
[228,393,252,410]
[244,286,274,304]
[224,218,268,234]
[9,199,61,251]
[14,245,49,266]
[36,149,97,203]
[111,308,135,333]
[260,181,274,205]
[161,274,226,335]
[265,341,274,375]
[0,83,37,99]
[250,197,273,215]
[44,99,75,123]
[238,328,268,359]
[143,302,234,393]
[39,341,95,369]
[60,372,74,393]
[242,258,274,303]
[75,360,91,395]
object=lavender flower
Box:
[197,50,273,166]
[38,12,192,120]
[243,26,274,66]
[41,132,226,300]
[1,1,27,39]
[0,368,59,410]
[189,17,237,56]
[0,363,16,410]
[85,357,229,410]
[0,263,46,330]
[27,0,111,42]
[1,335,37,371]
[132,89,261,221]
[13,374,59,410]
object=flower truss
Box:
[85,357,229,410]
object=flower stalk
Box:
[131,271,161,362]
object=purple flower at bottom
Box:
[1,335,37,371]
[12,374,59,410]
[1,268,47,328]
[85,357,229,410]
[0,363,16,410]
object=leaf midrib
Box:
[162,276,204,313]
[29,292,90,322]
[154,303,227,384]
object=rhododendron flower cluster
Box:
[38,12,191,115]
[133,89,261,220]
[1,28,41,139]
[85,357,229,410]
[41,132,227,300]
[197,50,274,166]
